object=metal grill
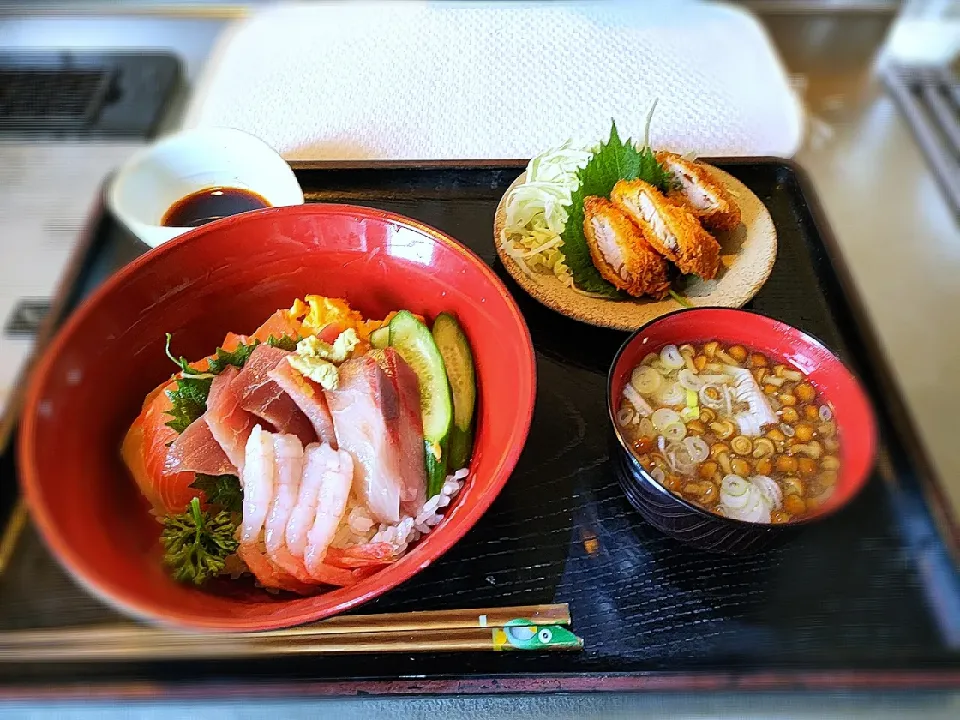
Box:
[884,65,960,216]
[3,300,51,337]
[0,68,112,130]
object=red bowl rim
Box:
[18,203,537,630]
[607,307,878,529]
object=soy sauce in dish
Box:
[161,187,270,228]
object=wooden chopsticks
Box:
[0,604,582,661]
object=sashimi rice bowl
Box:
[125,295,478,595]
[19,204,535,630]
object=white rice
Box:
[367,468,469,554]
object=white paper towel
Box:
[184,0,803,160]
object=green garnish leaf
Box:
[161,497,239,586]
[206,341,260,375]
[165,332,198,375]
[668,289,693,308]
[266,334,299,351]
[560,116,673,297]
[165,375,214,434]
[189,473,243,514]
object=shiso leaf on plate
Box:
[560,116,673,298]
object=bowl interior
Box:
[609,309,876,519]
[20,205,535,630]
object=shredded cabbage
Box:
[499,141,592,286]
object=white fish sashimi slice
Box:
[303,447,354,575]
[324,355,404,524]
[264,434,305,559]
[372,349,427,517]
[240,424,275,544]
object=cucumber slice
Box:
[431,312,476,470]
[388,310,453,496]
[369,326,390,349]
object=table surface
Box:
[0,3,958,716]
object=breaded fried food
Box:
[656,151,741,231]
[582,196,670,299]
[610,178,721,280]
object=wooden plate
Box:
[494,164,777,331]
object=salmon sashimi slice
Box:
[121,379,199,514]
[325,354,422,524]
[164,415,236,477]
[371,348,426,516]
[268,361,338,448]
[251,309,301,343]
[205,366,260,471]
[231,345,316,446]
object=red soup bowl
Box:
[608,308,876,554]
[19,204,536,630]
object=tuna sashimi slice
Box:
[205,366,259,471]
[231,345,316,446]
[268,361,338,448]
[324,352,425,524]
[372,348,426,516]
[165,415,237,477]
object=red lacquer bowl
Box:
[19,205,536,630]
[609,308,877,553]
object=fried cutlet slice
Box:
[610,178,721,280]
[657,151,741,232]
[582,196,670,299]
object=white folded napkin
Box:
[184,0,803,160]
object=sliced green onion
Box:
[662,422,687,443]
[651,408,682,432]
[631,365,662,395]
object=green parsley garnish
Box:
[161,497,238,586]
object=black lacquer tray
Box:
[0,159,958,698]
